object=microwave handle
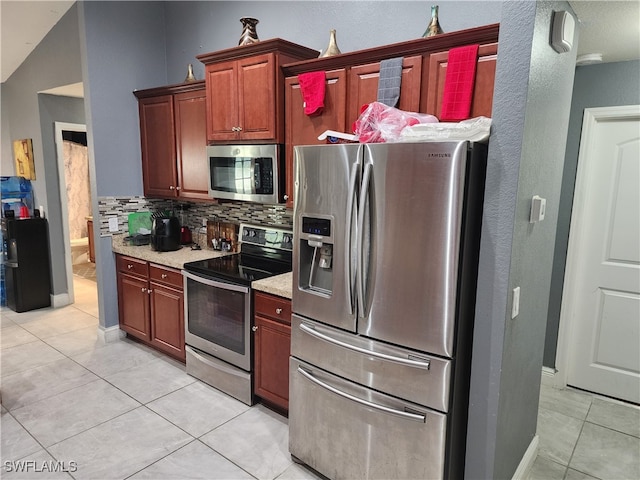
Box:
[182,270,250,294]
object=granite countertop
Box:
[111,234,227,270]
[252,272,293,300]
[112,234,293,297]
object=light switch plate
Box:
[512,286,520,319]
[530,195,547,223]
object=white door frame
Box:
[54,121,87,305]
[554,104,640,389]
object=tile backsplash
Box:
[97,196,292,237]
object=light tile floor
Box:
[531,383,639,480]
[0,277,321,480]
[1,276,638,479]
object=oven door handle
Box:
[182,270,250,294]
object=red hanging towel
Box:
[298,71,326,116]
[440,44,479,122]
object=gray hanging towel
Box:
[377,57,404,107]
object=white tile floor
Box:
[531,383,640,480]
[1,277,321,480]
[1,276,638,479]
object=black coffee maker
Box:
[150,214,181,252]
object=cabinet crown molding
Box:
[282,23,499,76]
[197,38,319,65]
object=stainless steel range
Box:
[182,223,292,405]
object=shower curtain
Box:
[63,140,90,239]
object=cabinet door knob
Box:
[147,289,153,294]
[161,274,168,279]
[127,264,133,269]
[283,194,289,201]
[252,325,258,332]
[141,287,146,293]
[176,186,181,191]
[275,308,283,314]
[169,185,175,190]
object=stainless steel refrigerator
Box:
[289,141,487,480]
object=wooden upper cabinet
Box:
[238,54,276,140]
[138,95,177,198]
[284,69,348,208]
[135,81,209,201]
[424,42,498,119]
[174,89,209,200]
[347,56,423,130]
[197,39,320,144]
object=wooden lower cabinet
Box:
[253,292,292,412]
[116,255,185,362]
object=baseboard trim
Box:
[51,293,71,308]
[541,366,556,386]
[512,435,539,480]
[97,325,125,344]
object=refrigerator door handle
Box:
[345,161,359,315]
[297,366,426,422]
[356,162,372,315]
[299,322,431,370]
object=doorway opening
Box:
[54,122,95,304]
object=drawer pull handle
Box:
[161,274,168,279]
[297,367,426,423]
[275,308,283,314]
[252,326,258,332]
[299,323,430,370]
[127,264,133,269]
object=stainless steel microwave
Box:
[207,144,283,204]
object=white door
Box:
[563,105,640,404]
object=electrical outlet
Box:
[512,286,520,319]
[108,217,119,232]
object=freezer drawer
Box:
[291,314,452,412]
[289,357,447,480]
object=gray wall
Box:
[544,59,640,367]
[79,0,168,328]
[466,2,578,478]
[1,4,83,295]
[38,94,86,294]
[163,1,502,84]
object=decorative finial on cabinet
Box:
[423,5,444,38]
[319,29,342,58]
[239,17,260,45]
[184,64,197,83]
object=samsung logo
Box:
[427,153,451,157]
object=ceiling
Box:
[1,1,639,92]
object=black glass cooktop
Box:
[183,251,291,286]
[183,224,292,286]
